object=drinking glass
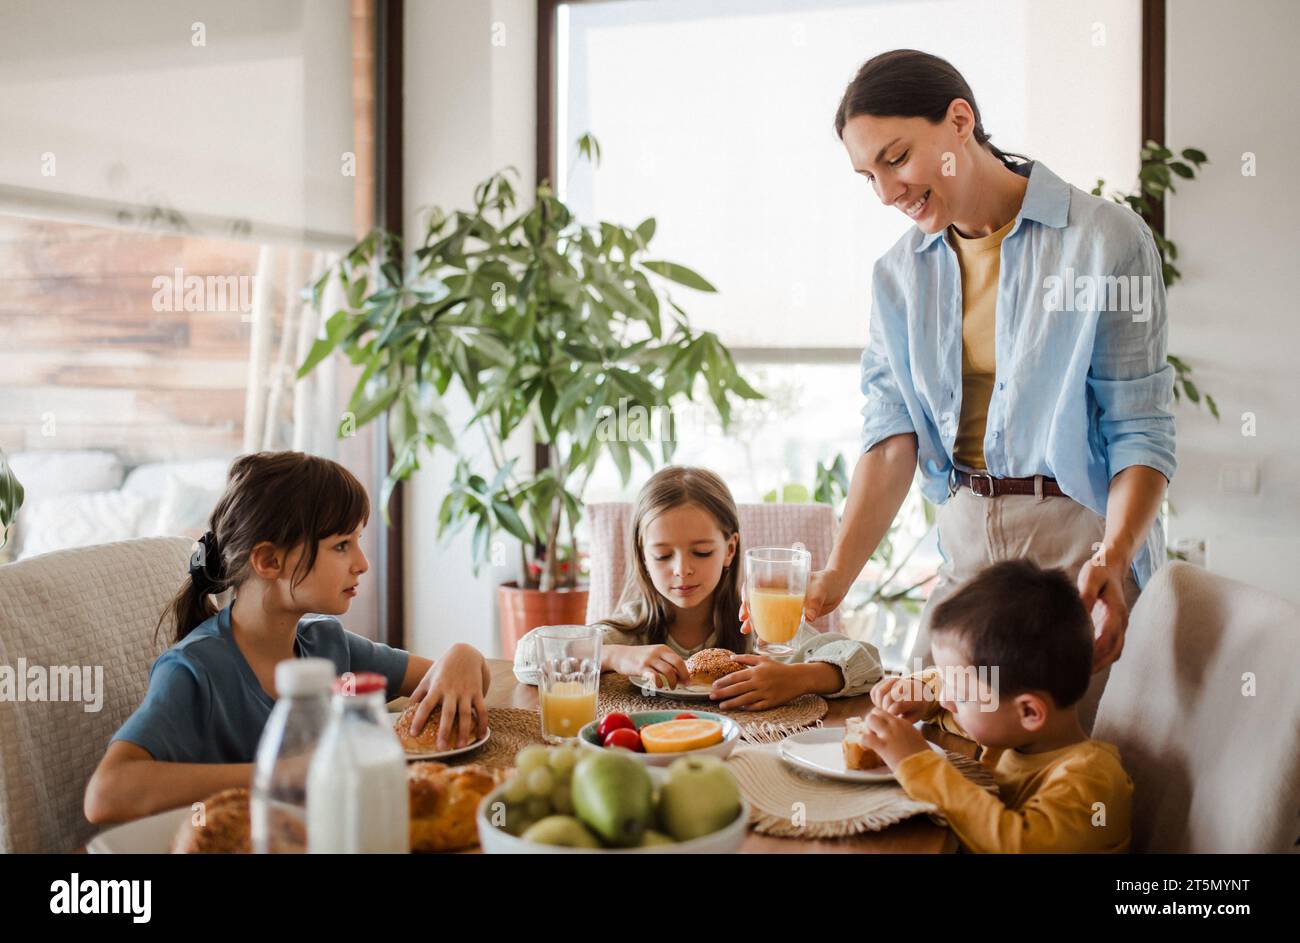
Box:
[537,625,601,743]
[744,547,810,656]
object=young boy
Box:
[860,559,1133,853]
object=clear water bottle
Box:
[307,671,409,853]
[251,657,334,854]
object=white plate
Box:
[88,806,191,854]
[628,677,717,701]
[389,711,492,761]
[778,726,946,783]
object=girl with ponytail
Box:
[85,451,491,825]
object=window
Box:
[0,0,386,638]
[554,0,1142,665]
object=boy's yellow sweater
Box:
[892,668,1133,854]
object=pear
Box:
[521,815,601,848]
[571,751,653,847]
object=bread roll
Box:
[171,787,254,854]
[685,648,745,686]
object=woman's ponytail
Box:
[834,49,1031,169]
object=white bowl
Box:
[576,710,741,767]
[475,766,749,854]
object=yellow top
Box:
[947,218,1016,470]
[892,667,1134,854]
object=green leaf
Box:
[297,336,336,379]
[1205,394,1220,420]
[641,260,717,293]
[635,217,656,247]
[1181,147,1208,164]
[1182,378,1201,403]
[492,500,532,544]
[1169,161,1195,179]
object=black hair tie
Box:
[189,531,225,590]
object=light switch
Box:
[1218,462,1259,495]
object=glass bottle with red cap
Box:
[306,671,409,853]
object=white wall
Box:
[1166,0,1300,601]
[403,0,536,658]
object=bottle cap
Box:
[274,657,335,697]
[332,672,388,696]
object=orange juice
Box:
[540,680,598,739]
[749,588,804,644]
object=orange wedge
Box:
[639,719,724,754]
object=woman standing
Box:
[797,50,1175,732]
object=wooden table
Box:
[483,659,974,854]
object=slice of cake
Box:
[842,716,885,771]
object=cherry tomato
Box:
[603,727,644,752]
[674,712,698,720]
[597,713,635,741]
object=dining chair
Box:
[583,501,843,635]
[1092,560,1300,853]
[0,536,193,853]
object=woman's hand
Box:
[1077,555,1131,672]
[738,567,851,635]
[869,674,931,723]
[408,643,490,751]
[708,655,814,710]
[611,644,691,690]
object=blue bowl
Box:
[577,710,741,766]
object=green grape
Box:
[504,773,531,804]
[552,783,574,815]
[505,807,536,837]
[516,744,550,774]
[526,766,555,796]
[525,795,551,819]
[548,745,579,778]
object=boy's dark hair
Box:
[929,559,1092,707]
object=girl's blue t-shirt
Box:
[111,603,410,764]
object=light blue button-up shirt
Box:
[859,160,1176,589]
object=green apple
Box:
[571,751,653,847]
[658,755,742,842]
[639,829,675,847]
[521,815,601,848]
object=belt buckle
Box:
[968,472,995,498]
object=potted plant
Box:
[298,135,762,655]
[0,449,22,551]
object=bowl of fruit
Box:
[577,710,740,766]
[477,743,749,853]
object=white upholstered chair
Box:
[1092,561,1300,853]
[0,537,193,853]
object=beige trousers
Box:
[914,481,1141,736]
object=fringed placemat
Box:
[597,673,828,742]
[726,738,999,839]
[426,707,545,771]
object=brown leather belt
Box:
[952,469,1065,498]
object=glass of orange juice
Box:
[537,625,601,743]
[745,547,810,656]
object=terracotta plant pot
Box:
[497,582,590,660]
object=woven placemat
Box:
[419,707,545,771]
[726,736,999,839]
[597,673,828,742]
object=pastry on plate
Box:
[685,648,746,687]
[407,761,506,852]
[841,716,885,771]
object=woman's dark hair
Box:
[600,466,745,656]
[928,559,1093,708]
[833,49,1029,169]
[157,451,370,645]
